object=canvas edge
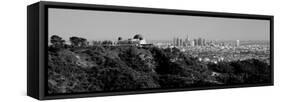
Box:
[27,1,274,100]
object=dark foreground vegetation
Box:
[48,35,271,94]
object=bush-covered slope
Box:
[48,46,271,94]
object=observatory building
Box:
[117,34,148,46]
[132,34,147,44]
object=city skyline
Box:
[49,8,270,41]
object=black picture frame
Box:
[27,1,274,100]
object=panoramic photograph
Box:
[47,8,271,94]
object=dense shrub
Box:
[48,46,271,94]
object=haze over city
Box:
[49,8,270,41]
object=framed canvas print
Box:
[27,1,274,100]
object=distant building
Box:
[179,39,183,47]
[139,39,147,44]
[173,37,176,46]
[190,40,195,46]
[117,34,148,46]
[185,35,189,46]
[202,38,206,46]
[236,40,240,47]
[176,38,180,46]
[194,39,198,46]
[186,35,189,41]
[198,38,202,46]
[171,35,215,47]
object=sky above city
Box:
[49,8,270,41]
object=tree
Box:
[102,40,113,45]
[70,36,88,47]
[50,35,65,48]
[208,62,234,73]
[92,41,102,46]
[70,36,80,47]
[79,38,88,47]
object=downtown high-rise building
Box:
[176,38,178,46]
[198,38,203,46]
[202,38,206,46]
[236,40,240,47]
[173,37,176,46]
[179,39,183,46]
[172,34,211,47]
[190,40,195,46]
[194,39,198,46]
[185,35,189,46]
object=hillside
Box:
[48,46,271,94]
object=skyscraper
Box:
[202,38,206,46]
[198,38,202,46]
[185,34,189,46]
[176,38,180,46]
[236,40,240,47]
[190,40,195,46]
[179,38,183,47]
[173,37,176,46]
[194,39,198,46]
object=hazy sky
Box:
[49,8,270,41]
